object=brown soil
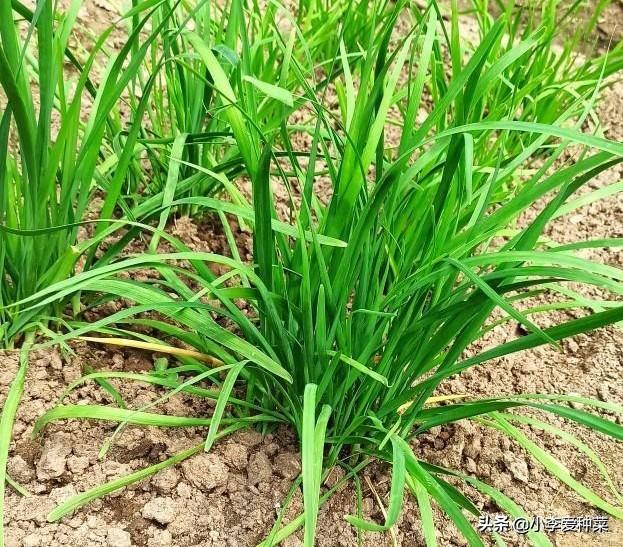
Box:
[2,2,623,546]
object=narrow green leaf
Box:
[243,75,293,106]
[204,361,247,452]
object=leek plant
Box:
[8,0,623,545]
[0,0,108,344]
[123,0,389,212]
[0,4,181,541]
[0,0,392,335]
[0,0,190,343]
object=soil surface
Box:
[2,2,623,546]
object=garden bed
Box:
[2,1,623,546]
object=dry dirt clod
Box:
[247,451,273,486]
[148,529,173,547]
[181,453,228,492]
[7,454,34,483]
[36,434,72,480]
[462,435,481,460]
[503,453,530,484]
[49,350,63,370]
[11,496,55,525]
[465,457,478,474]
[566,338,580,353]
[107,527,132,547]
[50,484,78,505]
[142,497,178,525]
[151,466,180,493]
[66,455,90,475]
[222,442,249,470]
[176,482,192,499]
[274,452,301,480]
[236,429,263,447]
[22,534,42,547]
[597,384,611,401]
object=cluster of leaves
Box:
[0,0,385,342]
[2,0,623,546]
[122,0,384,205]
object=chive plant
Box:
[127,0,623,221]
[5,0,623,545]
[122,0,260,204]
[123,0,387,213]
[0,0,181,343]
[0,0,236,342]
[0,6,190,538]
[1,0,382,339]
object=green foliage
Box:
[0,0,178,341]
[3,0,623,545]
[122,0,390,213]
[0,0,377,342]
